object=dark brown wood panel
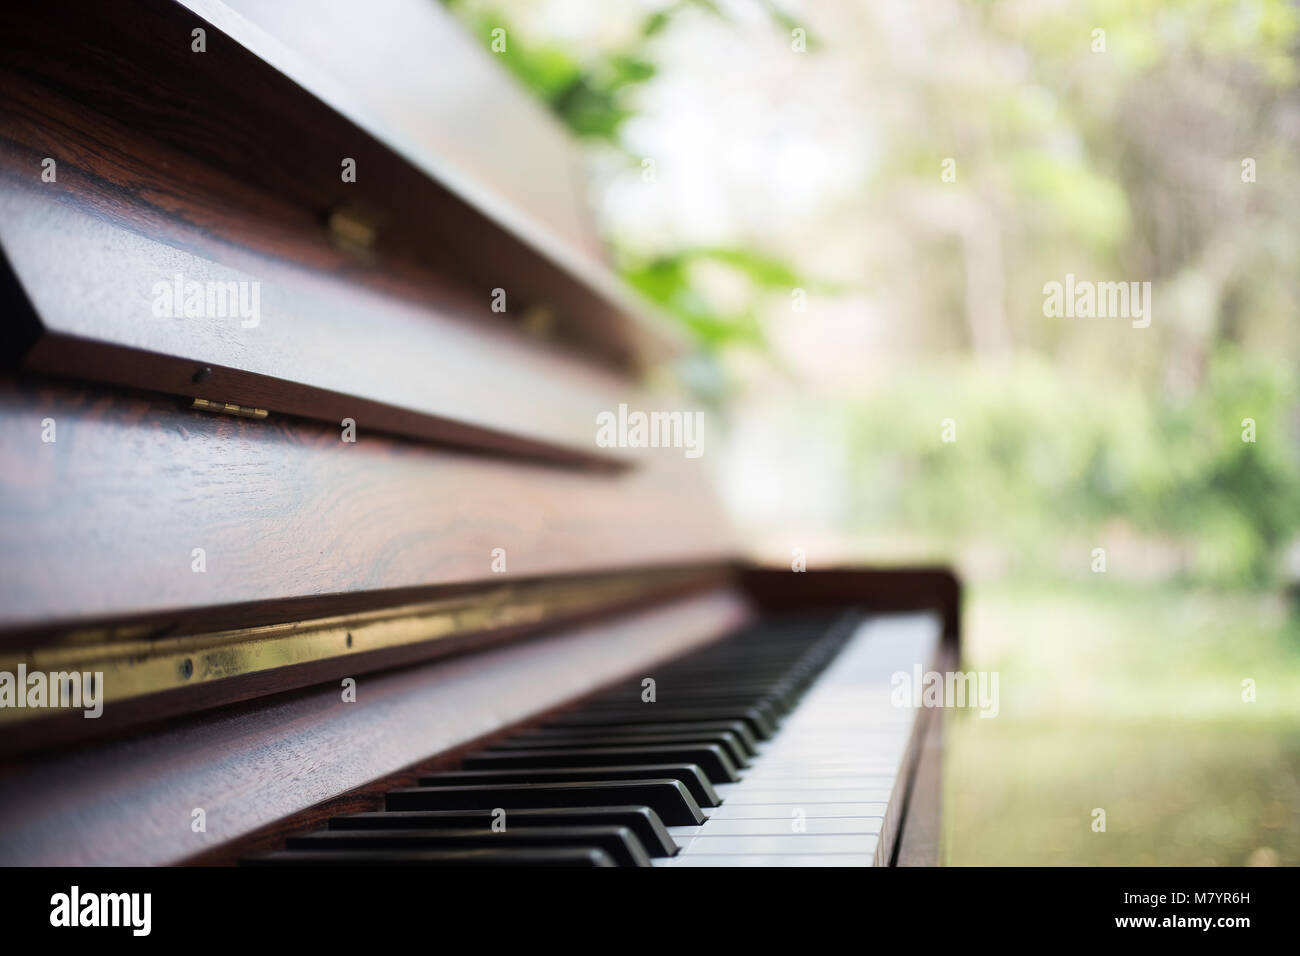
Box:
[0,171,637,467]
[741,566,963,649]
[895,693,946,866]
[0,375,735,634]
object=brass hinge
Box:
[190,397,269,420]
[327,204,380,253]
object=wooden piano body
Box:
[0,0,959,867]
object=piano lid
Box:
[0,0,684,468]
[209,0,614,275]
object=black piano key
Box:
[577,696,782,725]
[464,744,739,786]
[588,682,789,703]
[418,764,720,807]
[593,690,800,718]
[285,826,652,867]
[244,847,617,867]
[635,684,802,713]
[545,705,777,739]
[385,780,707,826]
[328,807,679,857]
[524,720,761,755]
[255,611,860,863]
[485,730,752,767]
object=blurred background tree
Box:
[446,0,1300,590]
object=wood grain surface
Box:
[0,172,637,467]
[0,374,735,634]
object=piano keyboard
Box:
[659,613,939,866]
[246,610,941,867]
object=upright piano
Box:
[0,0,959,868]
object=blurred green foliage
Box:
[442,0,819,356]
[621,247,842,353]
[843,352,1299,585]
[445,0,1300,587]
[443,0,696,144]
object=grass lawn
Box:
[944,583,1300,865]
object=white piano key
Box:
[667,852,878,867]
[745,764,902,774]
[731,777,896,788]
[743,770,904,780]
[689,835,880,854]
[740,765,899,774]
[687,817,883,836]
[718,789,896,803]
[707,802,889,819]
